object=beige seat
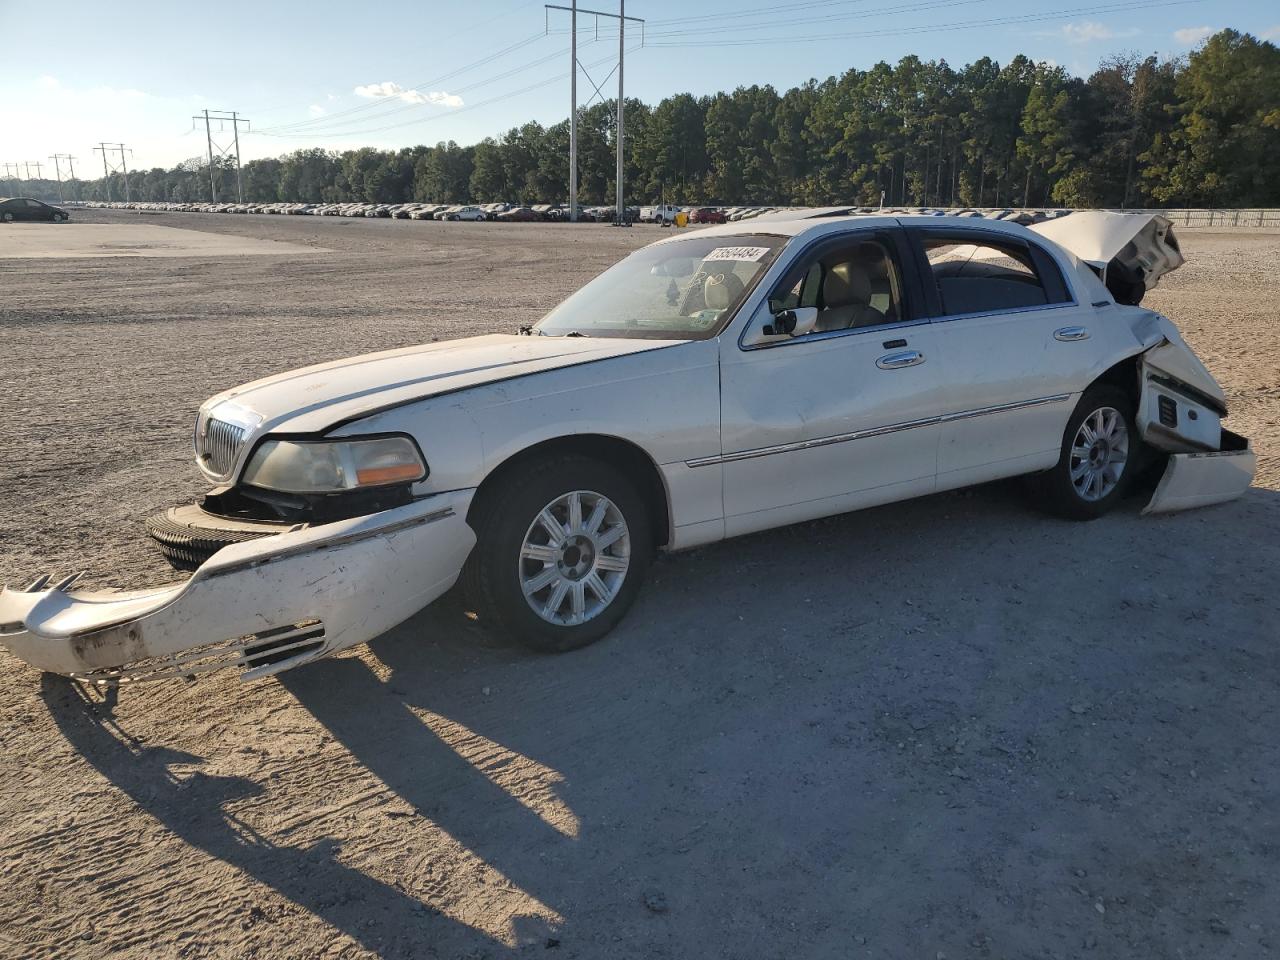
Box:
[814,259,884,332]
[704,271,745,311]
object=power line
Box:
[641,0,1201,45]
[648,0,903,27]
[259,41,585,138]
[253,46,637,141]
[254,32,547,134]
[241,0,548,118]
[642,0,993,38]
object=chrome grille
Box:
[199,417,248,478]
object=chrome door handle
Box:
[876,349,925,370]
[1054,326,1090,342]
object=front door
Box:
[716,228,946,538]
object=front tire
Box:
[1035,385,1137,520]
[462,455,652,652]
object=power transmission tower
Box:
[545,2,643,223]
[193,109,250,203]
[24,161,44,180]
[93,143,133,201]
[49,154,77,203]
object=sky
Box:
[2,0,1277,176]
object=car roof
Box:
[649,213,1044,247]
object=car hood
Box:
[201,333,684,435]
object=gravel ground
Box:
[0,211,1277,959]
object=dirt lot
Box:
[1,211,1277,959]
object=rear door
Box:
[908,227,1115,489]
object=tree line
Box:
[15,29,1280,210]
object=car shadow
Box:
[39,675,522,958]
[38,480,1280,957]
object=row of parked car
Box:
[640,204,1075,225]
[79,200,643,222]
[78,199,1074,227]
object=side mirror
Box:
[764,306,819,338]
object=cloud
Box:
[1173,26,1215,45]
[353,81,463,108]
[37,74,60,90]
[1041,21,1140,44]
[1259,25,1280,41]
[308,104,325,117]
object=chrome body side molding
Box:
[686,394,1072,468]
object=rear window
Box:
[922,234,1068,316]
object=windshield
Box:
[535,233,788,339]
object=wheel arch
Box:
[468,433,672,548]
[1087,350,1143,410]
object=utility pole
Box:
[25,161,43,180]
[194,109,250,203]
[51,154,79,202]
[570,0,577,221]
[231,110,244,203]
[93,143,131,202]
[118,145,131,202]
[49,154,76,203]
[95,143,112,201]
[545,3,642,224]
[616,0,624,226]
[204,110,216,202]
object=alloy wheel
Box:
[1069,406,1129,501]
[518,490,631,626]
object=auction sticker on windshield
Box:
[704,246,772,263]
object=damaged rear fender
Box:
[0,490,476,681]
[1121,322,1256,514]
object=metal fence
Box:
[1122,209,1280,228]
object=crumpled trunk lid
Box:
[1030,212,1184,305]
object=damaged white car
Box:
[0,212,1255,682]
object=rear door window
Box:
[920,233,1069,317]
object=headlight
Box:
[242,436,426,493]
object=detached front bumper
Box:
[0,491,476,682]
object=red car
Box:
[496,206,540,222]
[690,207,727,224]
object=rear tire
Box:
[462,456,652,652]
[1034,385,1138,520]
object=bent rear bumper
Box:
[0,491,476,682]
[1143,438,1256,515]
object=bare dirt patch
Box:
[0,211,1277,959]
[0,222,324,259]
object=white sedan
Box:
[0,213,1255,682]
[447,206,489,221]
